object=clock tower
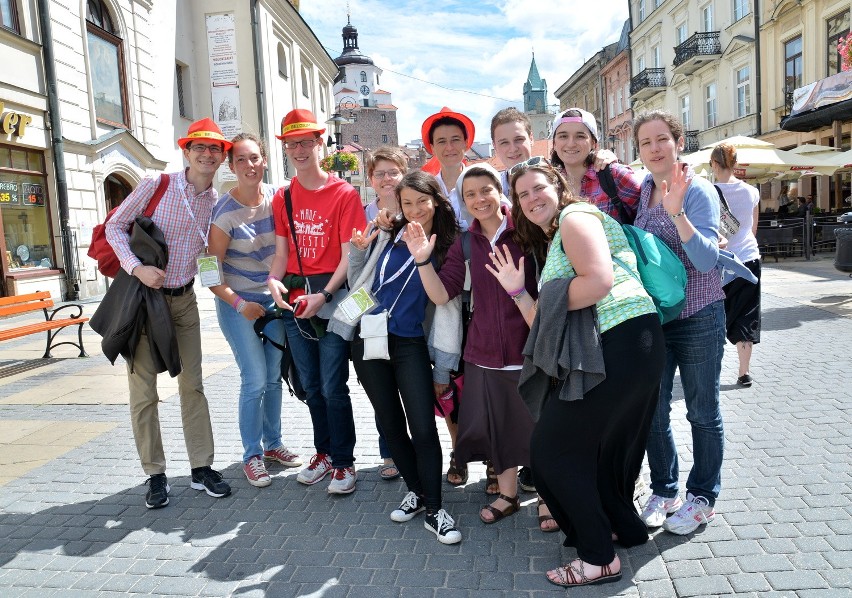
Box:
[332,16,398,151]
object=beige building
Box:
[628,0,759,152]
[0,0,336,300]
[759,0,850,210]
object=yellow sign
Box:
[0,101,32,138]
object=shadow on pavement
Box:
[762,303,842,332]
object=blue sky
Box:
[300,0,630,145]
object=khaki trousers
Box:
[126,289,215,475]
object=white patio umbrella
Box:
[682,135,838,180]
[822,148,852,172]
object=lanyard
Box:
[179,186,209,248]
[375,231,414,292]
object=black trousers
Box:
[352,334,443,510]
[531,313,665,565]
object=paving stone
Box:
[727,572,772,593]
[764,569,830,591]
[672,574,733,597]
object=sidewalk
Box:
[0,256,850,596]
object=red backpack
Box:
[88,173,170,278]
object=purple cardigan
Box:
[438,207,538,368]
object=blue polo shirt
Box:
[371,240,428,337]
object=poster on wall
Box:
[206,13,241,184]
[21,183,44,206]
[0,181,19,205]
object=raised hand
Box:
[484,244,526,294]
[401,222,436,263]
[593,149,618,172]
[351,227,379,251]
[660,162,692,217]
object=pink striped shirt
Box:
[105,169,218,288]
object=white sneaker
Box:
[327,466,357,494]
[390,491,425,522]
[663,493,715,535]
[296,453,333,485]
[424,508,462,545]
[640,494,684,528]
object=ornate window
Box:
[784,36,803,94]
[86,0,129,128]
[360,71,367,82]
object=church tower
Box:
[523,53,554,140]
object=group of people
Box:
[97,101,762,588]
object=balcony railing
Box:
[673,32,722,68]
[684,130,700,154]
[630,68,667,98]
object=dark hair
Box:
[550,109,597,170]
[227,133,267,163]
[633,110,684,148]
[394,171,460,266]
[508,161,579,264]
[490,108,532,141]
[710,143,737,170]
[428,116,467,145]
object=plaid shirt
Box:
[579,163,641,223]
[634,173,725,319]
[105,169,218,288]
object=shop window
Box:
[0,145,55,272]
[86,0,129,128]
[827,11,850,76]
[1,0,19,33]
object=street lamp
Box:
[325,110,351,179]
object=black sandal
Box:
[537,498,560,533]
[446,451,468,486]
[480,493,520,524]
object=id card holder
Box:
[338,285,379,325]
[197,253,223,287]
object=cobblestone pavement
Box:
[0,257,850,597]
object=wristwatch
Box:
[320,289,333,303]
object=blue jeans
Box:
[282,312,355,468]
[646,300,726,505]
[215,298,285,463]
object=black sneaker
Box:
[518,466,536,492]
[145,473,170,509]
[190,466,231,498]
[390,491,425,522]
[737,374,753,387]
[424,508,462,544]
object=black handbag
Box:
[253,313,307,402]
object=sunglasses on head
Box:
[508,156,549,177]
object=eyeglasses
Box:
[283,139,318,150]
[189,144,224,155]
[508,156,549,176]
[372,169,402,179]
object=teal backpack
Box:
[598,166,687,324]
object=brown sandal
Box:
[479,493,520,524]
[547,559,622,587]
[537,498,560,533]
[446,451,468,486]
[484,460,499,495]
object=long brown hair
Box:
[509,161,580,264]
[394,171,460,266]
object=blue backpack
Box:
[598,166,687,324]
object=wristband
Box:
[266,275,277,284]
[415,258,432,267]
[231,295,243,309]
[669,209,686,220]
[236,299,247,314]
[507,286,526,298]
[511,289,528,303]
[320,289,333,303]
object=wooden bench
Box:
[0,291,89,358]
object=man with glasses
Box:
[268,109,366,495]
[104,117,233,509]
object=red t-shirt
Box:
[272,175,366,276]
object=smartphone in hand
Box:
[292,299,307,316]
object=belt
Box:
[162,281,194,296]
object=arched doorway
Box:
[104,173,132,212]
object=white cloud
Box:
[300,0,628,145]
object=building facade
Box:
[553,44,617,144]
[0,0,336,300]
[600,20,635,162]
[523,54,554,140]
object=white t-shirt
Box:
[716,179,760,262]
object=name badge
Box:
[197,254,222,287]
[338,285,379,324]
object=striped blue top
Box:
[211,184,277,303]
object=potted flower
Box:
[838,32,852,72]
[320,151,359,174]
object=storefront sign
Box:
[21,183,44,206]
[0,180,18,204]
[206,13,241,185]
[0,101,32,138]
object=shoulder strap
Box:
[142,173,169,218]
[597,165,629,223]
[713,184,731,211]
[284,186,305,276]
[461,230,471,263]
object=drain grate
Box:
[0,358,64,379]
